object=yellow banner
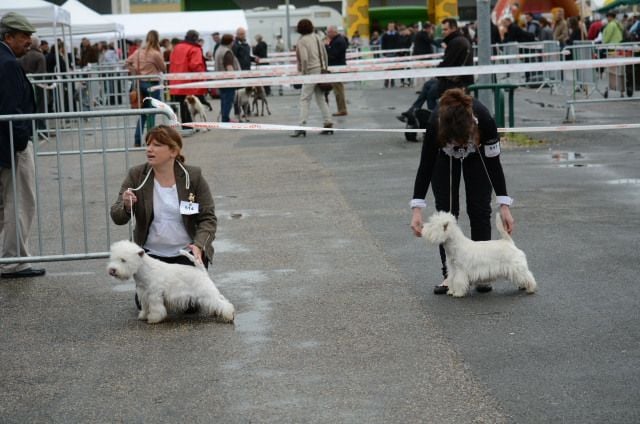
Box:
[434,0,459,22]
[346,0,370,41]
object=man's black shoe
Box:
[1,268,46,279]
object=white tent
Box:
[105,9,247,42]
[60,0,123,36]
[0,0,71,29]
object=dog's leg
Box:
[447,271,470,298]
[514,269,537,294]
[145,293,168,324]
[200,285,235,323]
[264,99,271,116]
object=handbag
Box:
[129,51,142,109]
[315,37,333,93]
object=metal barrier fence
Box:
[0,108,172,265]
[562,41,640,121]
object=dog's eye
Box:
[120,258,126,263]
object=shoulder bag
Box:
[315,36,333,93]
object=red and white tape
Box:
[158,57,640,90]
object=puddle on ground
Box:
[552,151,583,161]
[607,179,640,185]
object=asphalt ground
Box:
[1,78,639,423]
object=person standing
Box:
[290,19,333,137]
[325,25,348,116]
[410,89,514,294]
[232,27,258,71]
[380,22,400,88]
[126,30,166,147]
[252,34,270,95]
[412,22,435,90]
[0,12,45,278]
[214,34,240,123]
[602,12,624,44]
[18,35,46,128]
[169,30,207,127]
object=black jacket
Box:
[503,23,536,43]
[232,40,254,70]
[413,30,434,55]
[326,34,348,66]
[437,30,474,94]
[0,42,36,168]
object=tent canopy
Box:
[0,0,71,28]
[61,0,122,35]
[596,0,640,12]
[105,10,247,41]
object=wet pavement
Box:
[1,80,639,423]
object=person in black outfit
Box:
[397,19,473,123]
[232,27,258,71]
[325,25,348,116]
[252,34,270,95]
[410,89,514,294]
[380,22,400,88]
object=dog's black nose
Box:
[108,268,117,276]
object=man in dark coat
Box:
[232,27,258,70]
[18,35,46,128]
[397,18,473,123]
[325,25,348,116]
[0,12,45,278]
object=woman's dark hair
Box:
[297,19,314,35]
[437,88,478,147]
[220,33,234,46]
[145,125,185,163]
[185,29,199,43]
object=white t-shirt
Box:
[144,179,192,257]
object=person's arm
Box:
[190,170,217,260]
[222,51,235,71]
[110,168,138,225]
[0,61,32,152]
[297,40,309,74]
[153,50,166,73]
[410,114,440,236]
[189,47,206,72]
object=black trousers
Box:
[431,151,492,278]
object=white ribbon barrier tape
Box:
[158,57,640,90]
[159,51,567,87]
[501,123,640,133]
[183,122,426,133]
[181,121,640,134]
[257,48,413,64]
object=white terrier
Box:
[421,211,537,297]
[107,240,235,324]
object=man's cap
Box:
[0,12,36,34]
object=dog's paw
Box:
[138,311,147,320]
[146,314,165,324]
[449,289,467,298]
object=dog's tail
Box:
[179,249,207,271]
[496,212,513,243]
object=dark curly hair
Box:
[437,88,478,147]
[297,19,314,35]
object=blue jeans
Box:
[134,81,161,146]
[219,88,236,122]
[410,78,439,112]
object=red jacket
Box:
[168,41,207,96]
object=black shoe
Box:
[433,285,448,295]
[290,130,306,138]
[397,111,414,124]
[476,285,493,293]
[1,268,46,279]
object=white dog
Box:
[107,240,235,324]
[184,95,209,130]
[421,211,537,297]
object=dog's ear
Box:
[137,249,144,257]
[443,222,449,231]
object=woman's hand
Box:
[500,205,515,235]
[188,244,204,265]
[123,189,137,212]
[410,208,424,237]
